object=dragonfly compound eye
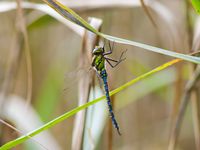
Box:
[93,46,104,55]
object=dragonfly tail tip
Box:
[117,129,122,136]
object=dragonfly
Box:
[92,41,127,135]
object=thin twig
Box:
[16,0,33,111]
[168,66,200,150]
[140,0,157,28]
[170,63,183,131]
[0,119,48,150]
[191,89,200,150]
[0,1,24,113]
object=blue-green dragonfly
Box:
[92,41,126,135]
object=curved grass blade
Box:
[42,0,101,36]
[42,0,200,64]
[191,0,200,14]
[0,58,183,150]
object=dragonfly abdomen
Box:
[100,70,121,135]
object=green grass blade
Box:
[42,0,200,64]
[42,0,101,36]
[0,58,181,150]
[102,34,200,64]
[191,0,200,14]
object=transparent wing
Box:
[63,66,91,94]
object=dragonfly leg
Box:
[105,58,123,68]
[105,58,115,68]
[105,49,127,68]
[110,41,114,52]
[102,38,106,53]
[103,41,114,56]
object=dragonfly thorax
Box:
[92,46,104,55]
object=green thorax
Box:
[92,46,106,72]
[92,55,105,72]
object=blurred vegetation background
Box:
[0,0,200,150]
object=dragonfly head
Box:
[92,46,104,55]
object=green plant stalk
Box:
[0,58,181,150]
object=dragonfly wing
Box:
[63,66,92,94]
[92,67,104,91]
